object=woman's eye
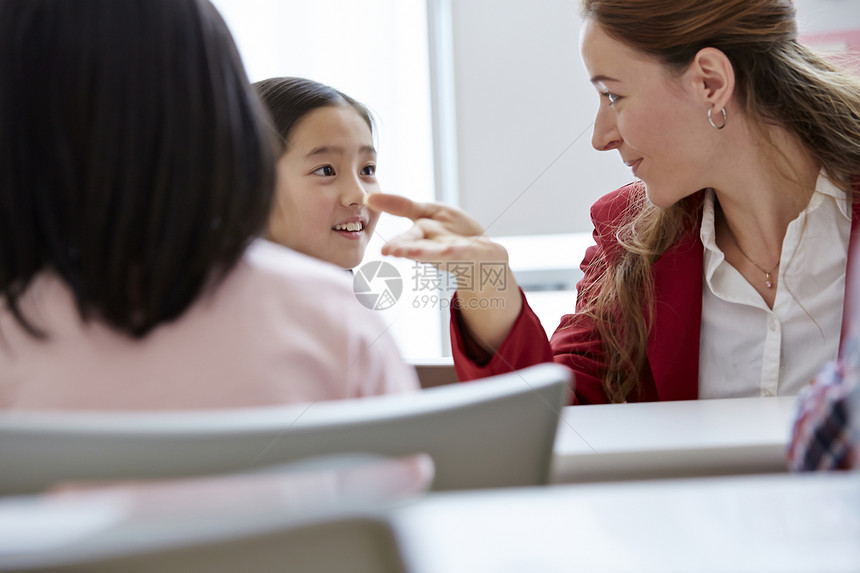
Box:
[361,164,376,176]
[603,91,621,105]
[313,165,335,176]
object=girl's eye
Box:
[361,164,376,176]
[313,165,335,176]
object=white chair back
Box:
[0,363,570,495]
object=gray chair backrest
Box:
[0,363,570,495]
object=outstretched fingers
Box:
[368,192,494,266]
[367,193,484,236]
[382,218,456,261]
[366,193,440,221]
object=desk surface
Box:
[393,472,860,573]
[407,357,458,389]
[551,396,798,483]
[2,471,857,573]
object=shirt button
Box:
[768,318,777,332]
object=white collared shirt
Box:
[698,172,851,399]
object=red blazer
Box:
[452,183,860,405]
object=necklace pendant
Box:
[765,273,773,289]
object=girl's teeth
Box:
[334,222,363,231]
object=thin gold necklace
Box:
[725,227,780,289]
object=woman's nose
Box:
[591,104,621,152]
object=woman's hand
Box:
[368,193,503,268]
[367,193,523,352]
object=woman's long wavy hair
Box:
[578,0,860,402]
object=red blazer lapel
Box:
[646,231,703,401]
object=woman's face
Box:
[268,104,380,269]
[580,20,714,208]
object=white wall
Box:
[793,0,860,34]
[448,0,630,237]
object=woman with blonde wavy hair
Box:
[368,0,860,404]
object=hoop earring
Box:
[708,107,727,130]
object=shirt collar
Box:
[701,169,852,253]
[700,189,723,278]
[700,189,720,252]
[813,170,852,222]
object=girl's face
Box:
[268,104,380,269]
[580,21,715,208]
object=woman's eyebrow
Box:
[590,74,621,85]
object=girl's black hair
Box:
[253,76,374,153]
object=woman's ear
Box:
[686,47,735,112]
